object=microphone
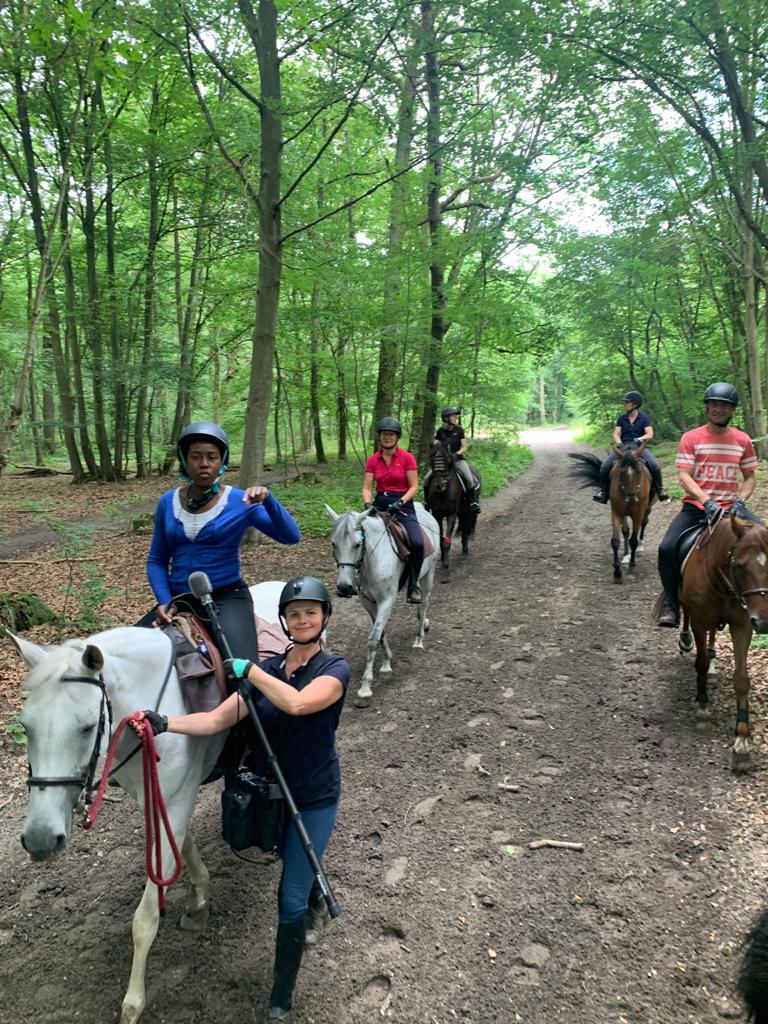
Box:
[188,571,213,604]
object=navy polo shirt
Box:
[616,411,651,444]
[243,651,349,810]
[435,424,465,453]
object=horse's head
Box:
[326,505,375,597]
[728,517,768,633]
[613,444,647,507]
[11,634,108,861]
[429,441,453,490]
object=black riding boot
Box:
[651,467,669,503]
[265,918,306,1022]
[406,543,424,603]
[657,594,679,628]
[470,488,481,513]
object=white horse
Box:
[326,504,438,702]
[11,581,283,1024]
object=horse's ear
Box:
[7,633,53,669]
[82,645,104,673]
[325,504,339,523]
[731,515,749,537]
[354,508,374,528]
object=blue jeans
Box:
[277,802,338,923]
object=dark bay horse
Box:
[568,442,655,582]
[425,440,480,567]
[673,512,768,770]
[740,901,768,1022]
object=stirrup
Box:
[593,490,608,504]
[656,489,670,504]
[470,501,481,513]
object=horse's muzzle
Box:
[20,826,66,860]
[751,616,768,635]
[336,583,357,598]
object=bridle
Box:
[25,647,175,809]
[617,449,646,506]
[26,674,112,808]
[719,548,768,611]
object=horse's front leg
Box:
[611,519,622,582]
[625,517,640,578]
[692,620,711,714]
[358,595,396,702]
[121,806,191,1024]
[414,564,434,649]
[179,830,210,932]
[731,618,753,771]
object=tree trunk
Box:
[539,372,546,425]
[309,282,326,463]
[135,82,160,479]
[82,91,115,479]
[238,0,282,486]
[373,57,418,434]
[413,1,446,467]
[742,170,767,456]
[99,83,127,479]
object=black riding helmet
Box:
[177,422,230,473]
[441,406,461,420]
[704,382,739,406]
[278,576,333,645]
[376,416,402,436]
[623,391,643,408]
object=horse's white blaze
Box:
[757,552,767,568]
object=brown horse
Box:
[568,442,655,582]
[675,512,768,770]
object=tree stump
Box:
[0,592,56,634]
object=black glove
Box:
[730,499,748,519]
[389,498,404,512]
[703,499,720,523]
[141,710,168,736]
[364,501,372,510]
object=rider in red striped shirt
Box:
[656,383,761,627]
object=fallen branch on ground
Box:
[528,839,584,852]
[0,557,97,565]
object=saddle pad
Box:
[256,615,290,659]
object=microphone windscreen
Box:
[188,571,213,599]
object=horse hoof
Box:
[380,664,393,675]
[731,750,752,773]
[354,695,372,709]
[180,905,209,932]
[613,575,623,584]
[412,639,424,650]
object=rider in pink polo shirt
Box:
[362,417,425,603]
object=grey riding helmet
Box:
[623,391,643,408]
[441,406,461,420]
[704,382,739,406]
[278,576,333,642]
[376,416,402,436]
[177,422,230,475]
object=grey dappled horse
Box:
[326,504,439,703]
[12,582,282,1024]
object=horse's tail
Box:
[566,451,603,489]
[740,903,768,1022]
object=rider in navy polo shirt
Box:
[134,577,348,1023]
[593,391,669,504]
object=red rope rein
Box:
[84,713,184,911]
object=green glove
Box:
[227,658,255,680]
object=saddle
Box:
[163,612,228,714]
[380,511,434,560]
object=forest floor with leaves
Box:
[1,428,768,1023]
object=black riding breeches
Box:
[374,494,424,582]
[136,579,260,661]
[657,503,763,603]
[600,450,664,491]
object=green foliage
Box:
[36,517,117,632]
[1,715,26,746]
[275,463,363,538]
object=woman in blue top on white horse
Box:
[138,422,301,659]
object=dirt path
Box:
[1,427,766,1024]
